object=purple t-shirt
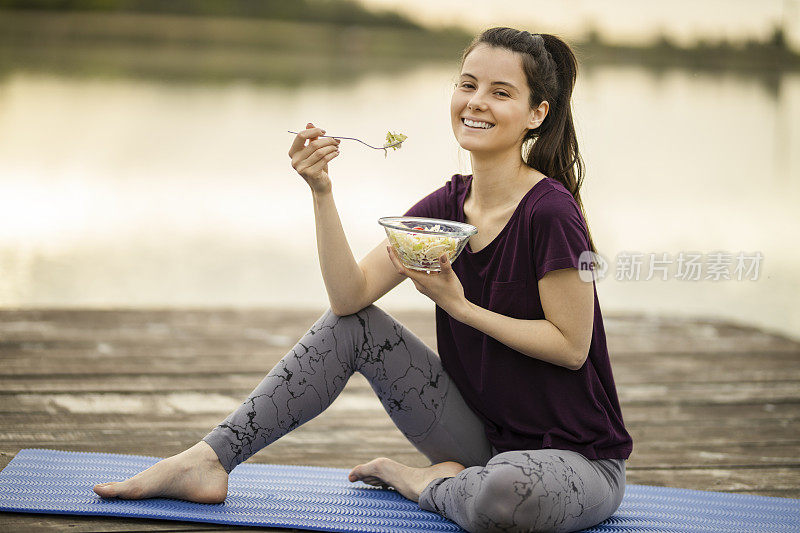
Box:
[403,174,633,460]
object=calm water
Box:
[1,60,798,340]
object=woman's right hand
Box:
[288,122,341,194]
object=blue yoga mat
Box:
[1,449,798,532]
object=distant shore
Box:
[1,10,798,82]
[575,26,800,72]
[0,10,467,85]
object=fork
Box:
[287,131,404,151]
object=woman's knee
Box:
[321,304,381,327]
[328,303,384,318]
[353,303,385,319]
[319,304,392,365]
[323,304,385,332]
[470,457,581,533]
[469,465,522,529]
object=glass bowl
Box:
[378,216,478,272]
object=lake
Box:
[0,49,798,341]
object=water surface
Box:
[1,57,798,340]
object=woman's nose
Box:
[467,92,487,111]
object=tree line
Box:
[0,0,424,29]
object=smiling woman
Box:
[391,30,629,532]
[90,26,630,533]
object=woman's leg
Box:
[418,449,626,533]
[95,304,490,502]
[203,304,494,472]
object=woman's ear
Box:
[527,100,549,129]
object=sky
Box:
[361,0,800,52]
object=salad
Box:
[388,224,459,268]
[383,131,408,158]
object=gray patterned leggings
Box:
[202,305,626,533]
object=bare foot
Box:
[93,441,229,504]
[348,457,465,502]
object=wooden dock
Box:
[1,307,798,531]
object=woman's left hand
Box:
[387,246,471,321]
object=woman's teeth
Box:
[462,118,494,129]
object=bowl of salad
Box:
[378,216,477,273]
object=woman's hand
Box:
[288,122,341,194]
[387,245,471,321]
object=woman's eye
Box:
[495,91,510,97]
[459,82,475,89]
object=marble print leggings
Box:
[202,305,626,533]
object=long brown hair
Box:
[460,27,597,255]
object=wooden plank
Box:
[1,509,303,532]
[3,428,798,461]
[622,402,800,421]
[0,512,294,532]
[2,406,799,470]
[2,341,798,360]
[5,438,800,472]
[1,309,797,354]
[4,391,799,418]
[625,466,800,494]
[3,352,799,382]
[1,401,795,426]
[2,375,799,407]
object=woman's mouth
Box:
[461,118,495,130]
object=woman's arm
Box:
[383,245,593,370]
[312,192,408,315]
[456,267,594,370]
[289,125,406,316]
[311,190,367,315]
[289,125,365,315]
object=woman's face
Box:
[450,43,546,156]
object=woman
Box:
[94,27,632,533]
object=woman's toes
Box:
[93,484,110,497]
[94,479,145,499]
[93,481,122,498]
[348,463,370,482]
[348,466,359,481]
[349,458,387,483]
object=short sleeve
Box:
[403,184,448,219]
[531,190,591,281]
